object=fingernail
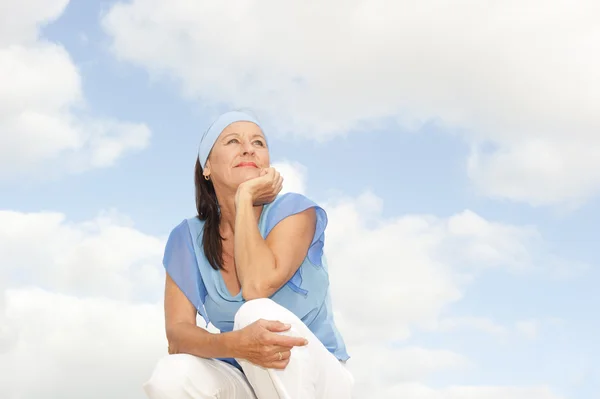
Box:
[284,323,291,328]
[304,339,309,345]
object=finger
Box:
[265,167,275,177]
[270,334,309,348]
[271,169,281,183]
[263,320,292,333]
[271,172,281,184]
[268,344,296,354]
[274,183,283,196]
[270,173,281,189]
[265,169,278,184]
[268,349,291,362]
[275,175,284,191]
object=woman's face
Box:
[203,121,269,191]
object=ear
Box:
[203,160,211,178]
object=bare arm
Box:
[164,273,308,368]
[164,274,237,358]
[234,190,316,300]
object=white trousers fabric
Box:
[143,298,354,399]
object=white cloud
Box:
[467,138,600,207]
[0,0,150,179]
[0,209,167,398]
[0,288,166,399]
[385,383,564,399]
[0,0,69,46]
[102,0,600,206]
[347,345,471,398]
[272,160,307,195]
[0,210,164,301]
[353,345,470,382]
[323,193,571,346]
[320,191,571,396]
[0,188,568,397]
[435,317,552,341]
[436,317,509,336]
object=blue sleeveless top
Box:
[162,192,350,369]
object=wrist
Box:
[221,330,243,359]
[235,185,253,208]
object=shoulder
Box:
[165,217,205,247]
[167,218,193,238]
[171,218,190,233]
[164,219,191,249]
[263,192,327,236]
[163,217,209,269]
[267,192,323,214]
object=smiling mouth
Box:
[236,162,258,168]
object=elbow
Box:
[241,280,273,301]
[242,291,267,301]
[165,322,187,354]
[165,327,179,354]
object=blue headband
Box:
[197,111,264,168]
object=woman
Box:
[143,111,353,398]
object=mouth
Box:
[236,162,258,168]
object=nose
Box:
[241,140,255,156]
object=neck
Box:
[215,189,262,236]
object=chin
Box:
[235,169,261,182]
[240,174,259,182]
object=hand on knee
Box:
[232,318,308,370]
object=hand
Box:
[233,319,308,369]
[236,167,283,206]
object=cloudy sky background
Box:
[1,0,599,398]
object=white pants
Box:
[143,298,354,399]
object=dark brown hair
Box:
[194,158,223,270]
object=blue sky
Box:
[0,0,598,398]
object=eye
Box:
[227,138,240,144]
[253,139,265,147]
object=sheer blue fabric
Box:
[162,192,350,370]
[163,220,209,324]
[262,192,328,295]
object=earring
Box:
[204,175,210,181]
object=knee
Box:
[143,354,192,398]
[143,354,221,399]
[234,298,297,330]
